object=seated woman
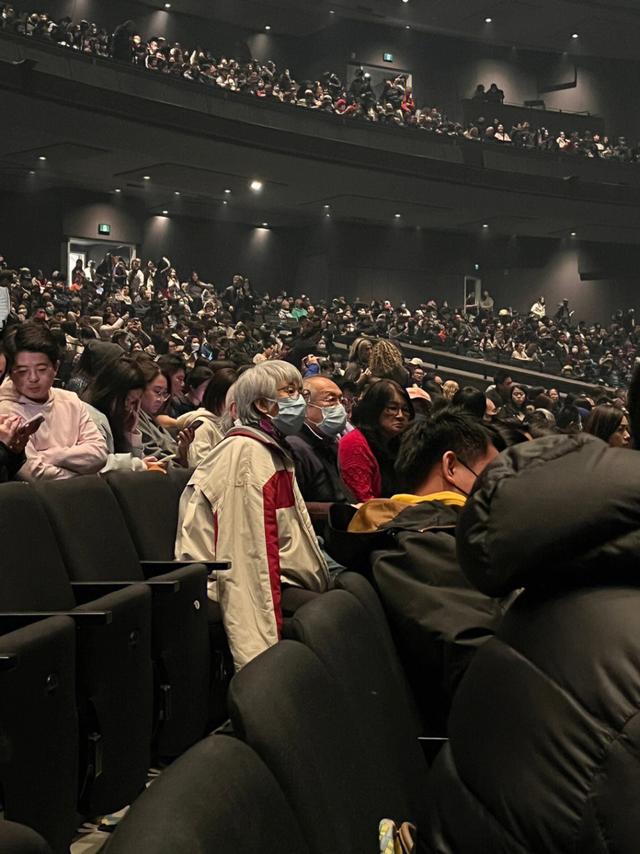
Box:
[338,379,414,502]
[369,339,410,387]
[175,360,330,670]
[83,356,160,472]
[583,404,630,448]
[343,337,373,388]
[500,384,528,423]
[176,367,238,467]
[134,355,192,465]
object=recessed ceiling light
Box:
[224,188,231,194]
[222,200,228,205]
[394,213,402,218]
[114,188,121,193]
[571,32,579,39]
[323,204,330,209]
[162,210,168,215]
[28,170,35,175]
[570,231,577,236]
[402,0,410,4]
[265,25,271,31]
[325,213,331,218]
[174,190,180,195]
[38,155,46,161]
[250,180,263,191]
[485,17,492,23]
[164,3,171,8]
[482,223,489,228]
[143,175,151,180]
[329,9,335,13]
[405,24,410,29]
[262,222,269,227]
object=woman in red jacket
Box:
[338,379,414,502]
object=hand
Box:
[0,415,22,449]
[176,427,195,467]
[144,456,168,473]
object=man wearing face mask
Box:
[286,376,355,507]
[329,409,506,733]
[175,361,329,671]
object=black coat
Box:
[0,442,25,482]
[425,434,640,854]
[286,424,353,504]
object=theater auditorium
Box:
[1,1,640,852]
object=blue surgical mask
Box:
[267,395,307,436]
[311,402,347,438]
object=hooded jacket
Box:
[328,493,504,733]
[175,425,329,670]
[425,434,640,854]
[175,408,224,469]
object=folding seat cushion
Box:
[106,736,310,854]
[0,483,152,819]
[0,820,53,854]
[228,641,420,854]
[0,617,77,854]
[33,476,209,757]
[289,590,429,830]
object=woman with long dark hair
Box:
[338,379,414,501]
[583,404,630,448]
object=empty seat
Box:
[228,641,422,854]
[0,617,77,854]
[0,820,52,854]
[106,735,310,854]
[33,476,209,757]
[289,589,429,830]
[0,483,153,821]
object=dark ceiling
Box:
[135,0,640,61]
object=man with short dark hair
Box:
[0,322,107,480]
[335,409,505,732]
[486,369,513,407]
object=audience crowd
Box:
[2,2,639,163]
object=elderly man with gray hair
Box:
[175,360,330,670]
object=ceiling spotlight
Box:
[28,170,35,175]
[570,231,577,237]
[394,213,402,218]
[222,200,228,205]
[402,0,410,4]
[143,175,151,180]
[329,9,335,13]
[264,25,271,31]
[174,190,180,195]
[325,213,331,217]
[571,32,579,39]
[164,2,171,7]
[38,155,46,161]
[161,210,168,215]
[250,180,263,192]
[262,222,269,227]
[224,188,231,194]
[323,204,330,209]
[405,24,410,29]
[482,223,489,228]
[485,17,492,23]
[114,188,122,193]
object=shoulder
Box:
[339,428,368,450]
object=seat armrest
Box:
[140,560,231,579]
[0,611,113,628]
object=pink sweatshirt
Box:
[0,380,108,481]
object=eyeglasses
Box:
[277,385,311,401]
[151,389,170,400]
[383,404,411,417]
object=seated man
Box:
[0,322,107,480]
[330,409,506,733]
[286,375,354,507]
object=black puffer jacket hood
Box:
[457,433,640,597]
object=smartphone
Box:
[190,420,204,430]
[21,414,45,434]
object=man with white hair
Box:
[175,360,329,670]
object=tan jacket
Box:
[175,425,329,670]
[175,408,225,468]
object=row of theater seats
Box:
[0,471,231,853]
[106,575,432,854]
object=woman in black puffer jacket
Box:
[424,432,640,854]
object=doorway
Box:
[66,238,136,286]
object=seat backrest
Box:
[166,465,193,496]
[33,477,143,582]
[106,735,310,854]
[334,571,422,730]
[103,471,182,560]
[0,484,74,610]
[0,820,53,854]
[228,640,407,854]
[289,590,429,830]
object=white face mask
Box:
[309,402,348,437]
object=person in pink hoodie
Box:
[0,322,107,480]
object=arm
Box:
[46,405,108,474]
[0,443,26,480]
[338,434,378,503]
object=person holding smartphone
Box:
[0,412,43,481]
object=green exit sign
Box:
[98,223,111,235]
[383,52,394,62]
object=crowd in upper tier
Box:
[2,3,639,163]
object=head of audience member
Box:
[369,338,404,381]
[157,353,186,398]
[442,379,460,401]
[395,409,497,498]
[556,404,582,434]
[508,385,527,412]
[85,356,146,452]
[352,379,414,442]
[233,360,306,437]
[303,375,347,439]
[494,369,513,402]
[136,356,170,417]
[453,386,489,420]
[407,386,432,421]
[4,321,60,403]
[183,365,213,407]
[201,367,237,417]
[348,336,373,367]
[583,404,630,448]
